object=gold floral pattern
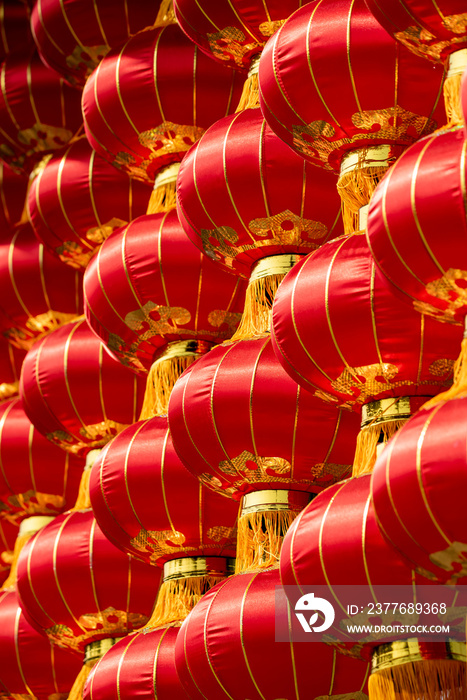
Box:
[429,542,467,581]
[394,15,467,61]
[47,609,148,650]
[7,490,65,515]
[413,268,467,324]
[56,240,94,269]
[65,44,110,80]
[206,27,259,67]
[86,217,127,244]
[17,124,74,152]
[207,310,242,336]
[206,525,237,543]
[259,20,286,37]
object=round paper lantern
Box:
[31,0,164,87]
[0,49,83,174]
[16,510,161,687]
[0,397,83,522]
[0,161,28,234]
[90,415,238,628]
[82,23,243,198]
[364,0,467,122]
[0,1,33,64]
[28,137,152,270]
[371,394,467,585]
[168,335,361,571]
[83,211,246,416]
[271,233,463,475]
[19,318,146,455]
[176,107,342,338]
[258,0,447,234]
[0,336,25,402]
[280,475,466,700]
[175,567,371,700]
[0,588,82,699]
[0,223,82,350]
[84,627,188,700]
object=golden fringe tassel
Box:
[144,576,223,630]
[422,338,467,410]
[67,659,99,700]
[146,179,177,215]
[352,420,407,478]
[444,73,463,127]
[71,468,91,511]
[235,73,260,112]
[337,165,389,236]
[1,532,33,589]
[6,311,79,351]
[154,0,176,27]
[235,508,298,574]
[230,273,286,342]
[368,659,466,700]
[139,355,197,419]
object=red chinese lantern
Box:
[371,394,467,585]
[16,509,161,696]
[31,0,165,88]
[176,107,342,339]
[0,1,33,64]
[82,23,243,211]
[364,0,467,123]
[0,161,28,234]
[0,588,82,698]
[0,49,82,175]
[173,0,305,110]
[19,317,146,455]
[175,567,371,700]
[83,211,246,417]
[89,415,238,628]
[0,336,25,402]
[168,335,361,571]
[0,223,82,350]
[271,233,463,475]
[28,137,152,270]
[366,124,467,407]
[280,475,466,700]
[83,627,188,700]
[258,0,447,234]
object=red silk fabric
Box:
[173,0,304,72]
[364,0,467,63]
[89,416,238,567]
[176,108,342,279]
[0,161,28,235]
[462,69,467,132]
[168,336,361,501]
[271,234,463,409]
[0,588,81,698]
[258,0,447,171]
[366,125,467,325]
[175,568,370,699]
[19,318,146,455]
[28,137,152,270]
[0,223,83,351]
[0,1,33,63]
[84,212,246,374]
[82,24,243,184]
[31,0,159,87]
[16,509,161,653]
[0,398,83,520]
[371,395,467,585]
[84,627,188,700]
[0,49,82,174]
[0,336,25,402]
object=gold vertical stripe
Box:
[258,119,271,218]
[116,46,141,136]
[369,262,386,373]
[88,149,103,228]
[33,167,62,243]
[152,28,166,122]
[290,385,300,477]
[62,451,69,500]
[26,57,41,125]
[416,313,424,385]
[305,3,340,125]
[198,480,203,546]
[346,0,362,113]
[361,495,379,603]
[180,366,215,471]
[249,338,271,459]
[202,580,235,699]
[50,643,59,694]
[9,221,35,320]
[261,0,272,22]
[160,427,178,534]
[210,344,239,469]
[98,441,136,540]
[328,648,337,695]
[28,423,37,493]
[192,138,219,228]
[194,251,203,331]
[192,46,197,127]
[26,529,58,625]
[95,238,128,326]
[98,341,108,422]
[0,3,7,55]
[1,62,20,129]
[224,0,259,40]
[123,0,130,35]
[14,607,35,698]
[322,409,343,465]
[286,600,300,700]
[35,0,66,55]
[92,0,109,46]
[123,422,151,531]
[59,0,86,49]
[182,600,210,700]
[318,481,351,615]
[63,320,91,434]
[128,177,134,220]
[299,160,306,220]
[117,634,139,700]
[88,518,102,616]
[0,399,16,491]
[152,627,170,697]
[59,78,66,128]
[0,162,10,227]
[460,139,467,224]
[125,554,131,627]
[38,243,53,310]
[57,147,95,247]
[53,512,88,631]
[239,574,267,700]
[222,113,257,242]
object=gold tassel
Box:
[352,419,407,478]
[337,164,390,236]
[235,508,299,574]
[67,659,99,700]
[235,72,260,112]
[139,355,197,420]
[154,0,176,27]
[368,659,466,700]
[146,178,177,215]
[444,72,463,127]
[1,531,34,589]
[422,338,467,410]
[230,273,286,342]
[71,468,91,511]
[143,576,223,630]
